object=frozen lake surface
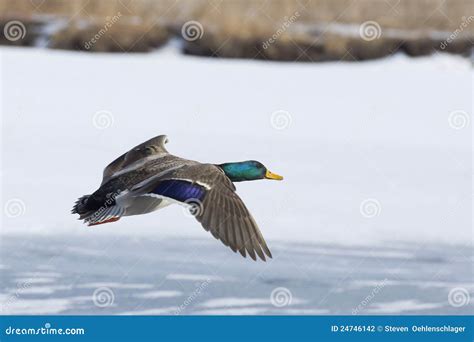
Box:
[0,234,472,315]
[0,46,472,316]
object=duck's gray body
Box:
[73,135,272,261]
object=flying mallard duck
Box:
[72,135,283,261]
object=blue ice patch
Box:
[151,180,206,203]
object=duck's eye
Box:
[144,147,154,155]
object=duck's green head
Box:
[218,160,284,182]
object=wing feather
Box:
[137,163,272,261]
[101,135,169,185]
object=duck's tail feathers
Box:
[72,195,124,226]
[72,195,91,216]
[82,205,125,226]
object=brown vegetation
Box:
[0,0,472,60]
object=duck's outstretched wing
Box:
[139,164,272,261]
[193,173,273,262]
[101,135,169,185]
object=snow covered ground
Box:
[0,234,472,315]
[0,45,472,314]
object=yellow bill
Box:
[265,170,284,180]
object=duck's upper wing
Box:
[101,135,169,185]
[133,164,272,261]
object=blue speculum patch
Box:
[151,180,206,202]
